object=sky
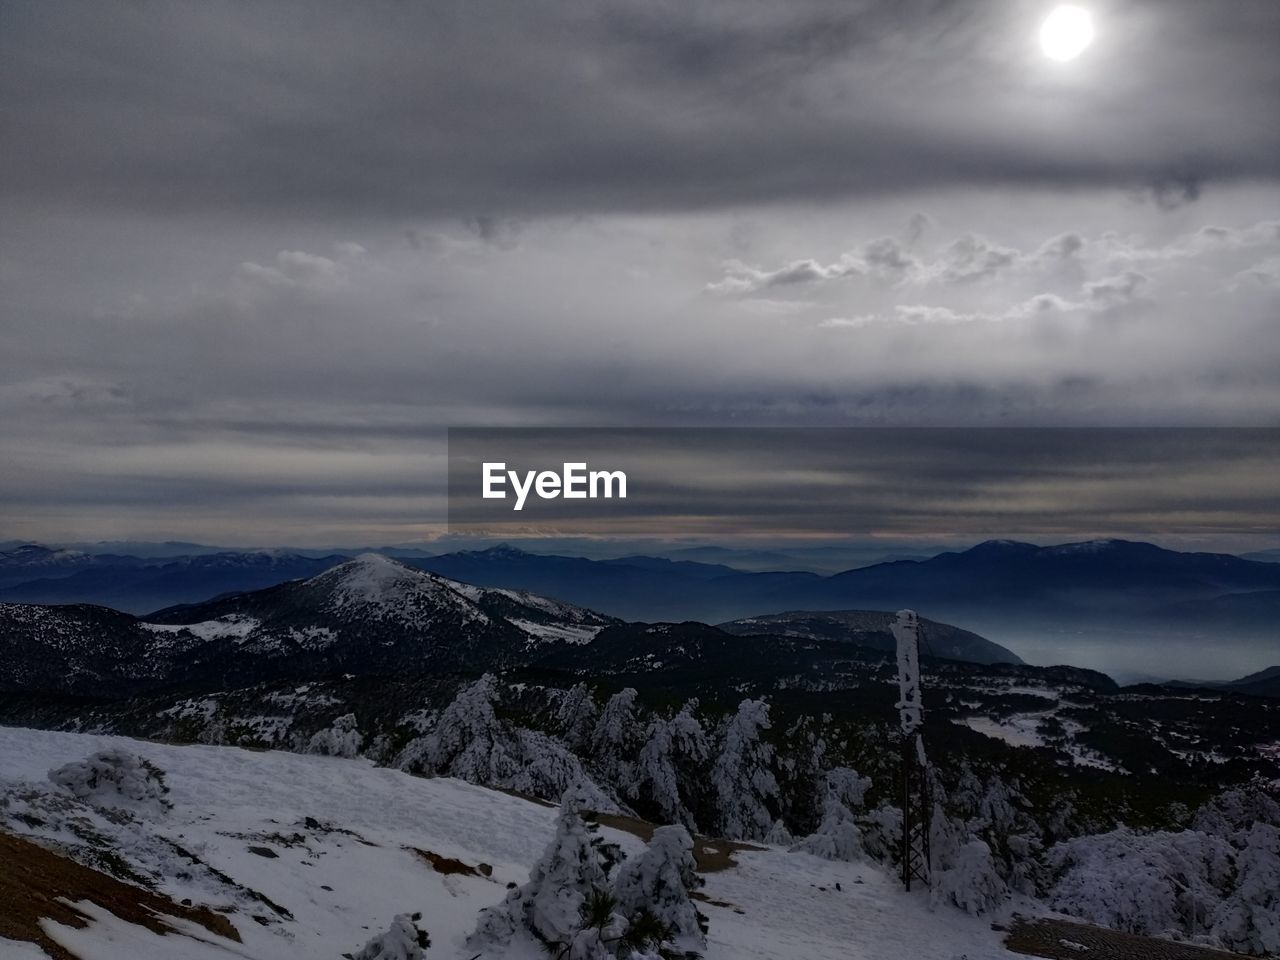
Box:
[1,0,1279,547]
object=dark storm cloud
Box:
[2,0,1280,547]
[3,0,1279,218]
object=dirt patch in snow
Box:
[0,830,241,960]
[409,846,494,878]
[1006,917,1238,960]
[586,811,765,873]
[691,891,745,914]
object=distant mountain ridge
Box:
[0,555,1018,697]
[1167,665,1280,699]
[718,609,1021,665]
[409,539,1280,638]
[5,538,1280,679]
[8,537,1280,624]
[0,545,348,611]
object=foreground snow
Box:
[0,725,1022,960]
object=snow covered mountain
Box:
[7,539,1280,679]
[0,552,1035,700]
[0,555,616,696]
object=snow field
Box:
[0,725,1025,960]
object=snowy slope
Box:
[0,726,1021,960]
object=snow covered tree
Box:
[411,674,520,782]
[792,767,870,862]
[858,804,903,864]
[632,700,710,831]
[350,913,430,960]
[556,682,600,752]
[612,825,706,954]
[467,789,612,956]
[764,819,793,845]
[590,688,643,796]
[771,714,834,837]
[399,677,615,809]
[307,712,363,758]
[48,749,171,815]
[469,790,711,959]
[511,730,619,813]
[198,716,227,746]
[710,699,779,841]
[975,774,1044,896]
[941,765,1046,896]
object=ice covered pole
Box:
[891,609,924,737]
[892,608,932,890]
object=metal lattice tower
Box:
[891,609,931,891]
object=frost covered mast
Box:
[891,608,931,891]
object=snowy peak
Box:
[313,553,482,624]
[304,553,615,642]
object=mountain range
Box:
[4,538,1280,679]
[0,554,1023,698]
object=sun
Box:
[1040,5,1095,62]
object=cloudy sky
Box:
[2,0,1278,547]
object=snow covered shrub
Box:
[1192,779,1280,837]
[711,699,779,841]
[612,825,706,954]
[349,913,430,960]
[1046,827,1233,942]
[929,800,1009,916]
[557,889,629,960]
[1209,822,1280,956]
[931,837,1009,917]
[48,749,171,815]
[307,712,363,758]
[1046,782,1280,956]
[792,767,869,862]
